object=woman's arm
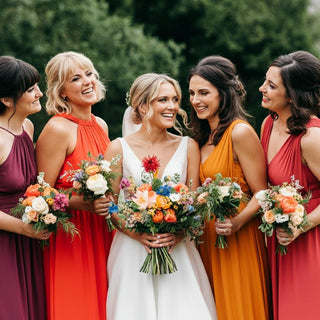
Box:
[216,123,267,235]
[0,210,50,240]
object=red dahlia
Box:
[142,155,160,173]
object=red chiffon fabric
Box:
[261,115,320,320]
[43,113,112,320]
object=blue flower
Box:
[108,203,118,214]
[156,185,172,196]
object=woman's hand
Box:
[92,194,115,217]
[215,217,240,235]
[130,232,182,253]
[22,224,52,240]
[276,227,303,246]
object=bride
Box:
[99,73,217,320]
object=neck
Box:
[207,115,220,133]
[0,111,25,134]
[137,125,169,144]
[70,104,92,120]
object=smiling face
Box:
[61,67,98,108]
[189,75,221,121]
[17,83,43,116]
[145,82,180,129]
[259,66,291,114]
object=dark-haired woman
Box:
[0,56,48,319]
[189,55,272,320]
[260,50,320,320]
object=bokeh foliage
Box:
[1,0,319,138]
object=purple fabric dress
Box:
[0,127,46,320]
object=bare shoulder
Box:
[187,136,200,152]
[95,116,108,132]
[301,126,320,150]
[232,122,258,143]
[38,116,74,140]
[105,138,123,158]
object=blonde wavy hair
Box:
[128,73,188,134]
[45,51,106,115]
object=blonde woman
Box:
[100,73,217,320]
[36,52,112,320]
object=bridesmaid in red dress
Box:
[0,56,49,319]
[36,52,112,320]
[260,50,320,320]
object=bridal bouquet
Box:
[256,177,309,255]
[68,152,120,231]
[194,173,246,248]
[10,172,78,247]
[116,155,202,275]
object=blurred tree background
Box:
[1,0,319,139]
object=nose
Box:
[190,93,200,105]
[35,84,43,97]
[259,81,266,93]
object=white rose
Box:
[279,186,297,197]
[99,160,112,173]
[217,186,231,200]
[43,213,57,225]
[32,197,49,214]
[169,193,181,202]
[274,213,289,223]
[255,190,268,202]
[86,174,108,195]
[22,213,31,223]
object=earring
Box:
[61,96,67,101]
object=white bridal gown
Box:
[107,137,217,320]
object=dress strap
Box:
[0,126,17,136]
[53,113,95,125]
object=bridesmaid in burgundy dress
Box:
[0,56,49,319]
[260,51,320,320]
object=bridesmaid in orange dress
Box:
[36,52,112,320]
[188,56,272,320]
[260,51,320,320]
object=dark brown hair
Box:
[188,55,250,147]
[270,50,320,135]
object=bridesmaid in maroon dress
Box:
[260,51,320,320]
[0,56,49,319]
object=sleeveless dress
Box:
[199,120,272,320]
[0,127,46,320]
[107,137,217,320]
[261,115,320,320]
[43,113,113,320]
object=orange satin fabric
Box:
[199,119,272,320]
[43,113,113,320]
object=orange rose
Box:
[155,196,171,210]
[24,184,41,197]
[22,196,36,206]
[164,208,177,223]
[280,196,299,213]
[174,183,189,194]
[42,187,58,196]
[85,165,100,175]
[137,184,152,192]
[152,210,164,223]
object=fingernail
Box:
[155,240,159,243]
[157,235,160,239]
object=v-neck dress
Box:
[107,137,217,320]
[261,115,320,320]
[43,113,113,320]
[0,127,46,320]
[199,119,272,320]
